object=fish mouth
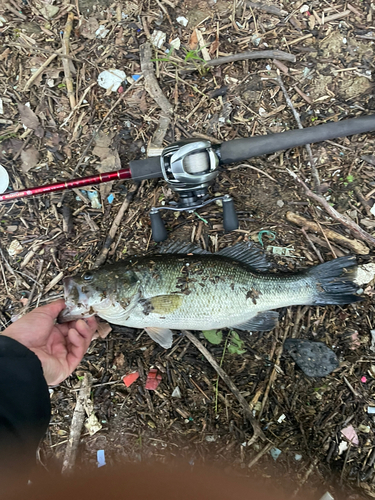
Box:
[58,277,93,323]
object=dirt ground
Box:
[1,0,375,497]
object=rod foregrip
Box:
[129,157,163,181]
[219,115,375,165]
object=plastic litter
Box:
[358,424,370,433]
[341,424,359,446]
[150,30,166,48]
[176,16,188,26]
[277,414,286,424]
[169,37,181,50]
[367,406,375,414]
[370,330,375,352]
[338,441,348,455]
[258,229,276,247]
[97,450,106,467]
[361,376,367,383]
[122,372,139,387]
[145,369,162,390]
[267,245,296,257]
[95,25,110,38]
[294,454,302,461]
[319,493,334,500]
[132,74,141,81]
[205,435,216,442]
[107,193,115,204]
[172,386,181,398]
[284,339,339,377]
[85,413,102,436]
[97,69,126,92]
[270,447,282,461]
[0,164,9,194]
[87,190,102,209]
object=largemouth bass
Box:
[59,242,361,348]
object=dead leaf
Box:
[0,138,24,159]
[114,352,125,369]
[62,145,72,159]
[189,29,199,50]
[98,150,121,201]
[94,320,112,339]
[18,104,44,137]
[81,17,99,39]
[92,145,111,159]
[209,38,220,56]
[21,146,39,172]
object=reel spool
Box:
[150,140,239,242]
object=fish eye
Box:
[83,272,93,281]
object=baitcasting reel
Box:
[150,139,239,242]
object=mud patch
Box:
[337,76,372,100]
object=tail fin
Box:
[308,256,362,305]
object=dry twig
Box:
[245,1,288,17]
[286,212,369,254]
[140,42,173,148]
[287,171,375,248]
[61,372,92,475]
[207,49,296,67]
[62,12,76,110]
[62,12,76,109]
[182,330,265,444]
[276,72,321,193]
[23,49,62,91]
[94,183,140,267]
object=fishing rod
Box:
[1,114,375,241]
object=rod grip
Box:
[129,157,163,181]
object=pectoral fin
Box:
[149,294,183,315]
[145,327,173,349]
[232,311,279,331]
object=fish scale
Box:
[125,255,314,330]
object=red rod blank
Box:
[0,168,132,202]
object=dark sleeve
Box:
[0,335,51,479]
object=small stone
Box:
[6,225,18,233]
[284,339,339,377]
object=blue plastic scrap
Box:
[97,449,106,468]
[107,193,115,204]
[132,74,141,81]
[270,447,282,461]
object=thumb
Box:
[33,299,66,320]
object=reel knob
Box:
[150,208,168,242]
[222,195,239,232]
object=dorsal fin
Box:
[217,242,271,271]
[156,241,210,255]
[155,240,270,271]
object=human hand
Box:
[1,299,97,386]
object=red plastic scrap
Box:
[145,369,162,390]
[122,371,139,387]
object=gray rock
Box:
[284,339,339,377]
